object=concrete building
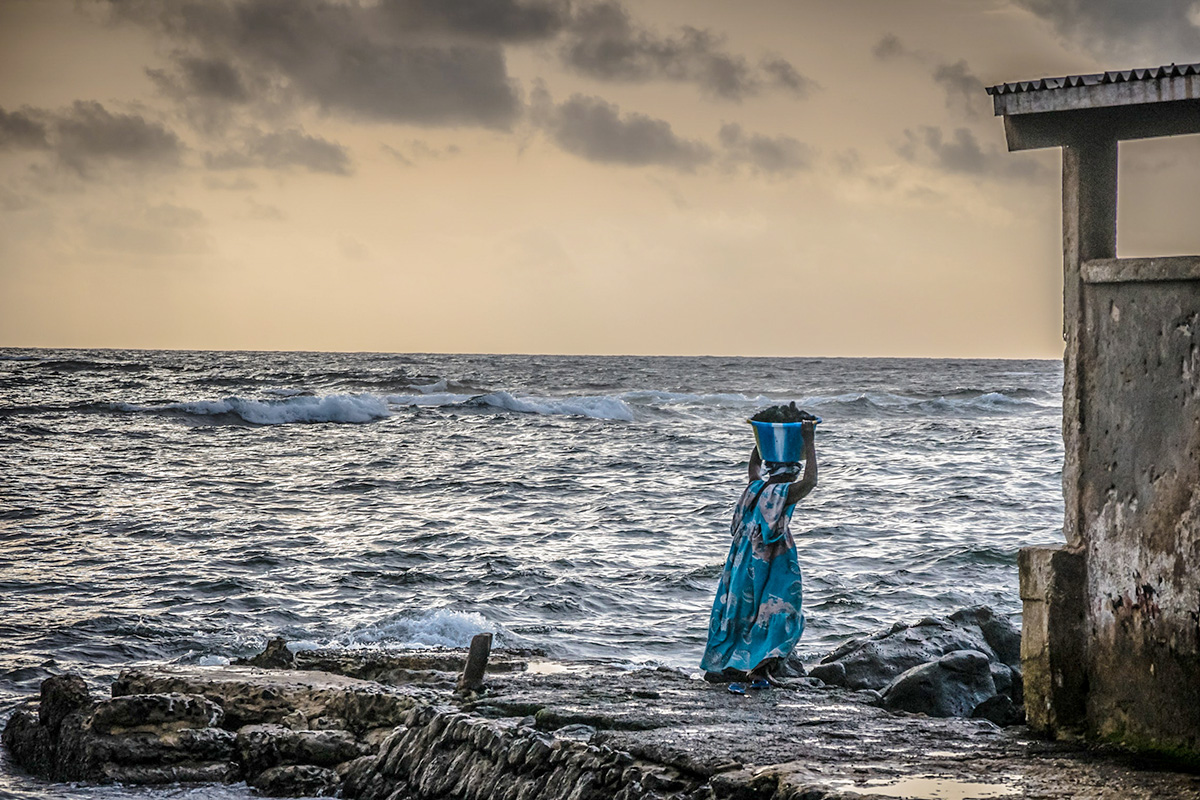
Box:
[987,64,1200,756]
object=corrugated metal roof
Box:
[986,63,1200,96]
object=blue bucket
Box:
[748,418,821,462]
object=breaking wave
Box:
[115,393,392,425]
[329,609,516,650]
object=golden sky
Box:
[2,0,1199,357]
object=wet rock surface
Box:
[880,649,997,718]
[814,606,1022,692]
[5,630,1200,798]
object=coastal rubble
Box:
[5,609,1200,798]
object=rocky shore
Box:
[5,608,1200,799]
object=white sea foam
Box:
[386,391,477,407]
[410,379,449,393]
[197,655,231,666]
[386,390,635,420]
[337,608,501,649]
[121,393,392,424]
[474,391,635,421]
[619,390,773,407]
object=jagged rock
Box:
[237,638,296,669]
[281,710,308,731]
[237,723,366,777]
[40,674,92,734]
[99,761,240,784]
[881,650,997,718]
[949,606,1021,668]
[252,763,340,797]
[90,693,224,735]
[972,695,1026,727]
[813,606,1021,690]
[113,666,430,733]
[89,727,237,765]
[2,704,53,777]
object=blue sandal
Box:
[727,682,747,695]
[748,678,772,690]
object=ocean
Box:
[0,349,1065,798]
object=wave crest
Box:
[118,393,391,425]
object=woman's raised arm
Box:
[786,421,817,505]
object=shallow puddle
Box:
[858,775,1019,799]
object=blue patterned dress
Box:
[700,469,805,673]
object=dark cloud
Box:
[147,56,249,102]
[559,1,809,101]
[105,0,524,128]
[871,34,909,61]
[761,56,816,98]
[0,101,184,177]
[932,60,986,118]
[375,0,568,41]
[205,129,351,174]
[0,107,50,150]
[536,90,712,170]
[897,126,1045,181]
[718,123,812,176]
[1011,0,1200,63]
[54,101,185,175]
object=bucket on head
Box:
[748,418,821,463]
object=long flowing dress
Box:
[700,470,805,673]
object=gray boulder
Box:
[881,650,997,718]
[813,606,1021,691]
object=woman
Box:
[700,419,817,691]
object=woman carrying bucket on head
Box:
[701,402,819,693]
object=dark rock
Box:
[882,650,997,718]
[40,674,92,734]
[237,723,365,777]
[100,761,240,784]
[90,727,237,765]
[806,662,846,686]
[990,662,1013,698]
[971,695,1026,727]
[1008,665,1024,706]
[90,693,224,734]
[779,653,808,678]
[114,666,426,733]
[2,704,54,777]
[815,608,1015,690]
[252,763,340,797]
[237,637,296,669]
[948,606,1022,669]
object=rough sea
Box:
[0,349,1066,798]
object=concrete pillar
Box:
[1060,139,1117,545]
[1019,139,1115,736]
[1019,545,1088,734]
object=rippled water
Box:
[0,349,1065,797]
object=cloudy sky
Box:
[2,0,1199,357]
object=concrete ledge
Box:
[1082,256,1200,284]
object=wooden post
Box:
[457,633,493,694]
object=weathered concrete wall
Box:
[1078,276,1200,752]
